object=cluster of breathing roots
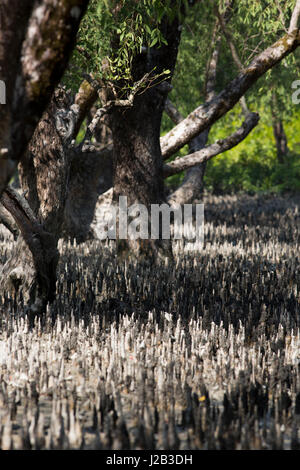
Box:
[0,193,299,449]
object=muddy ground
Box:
[0,193,299,450]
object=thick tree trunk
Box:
[106,11,182,257]
[0,91,71,312]
[111,92,165,207]
[63,145,113,242]
[0,187,59,312]
[0,0,89,195]
[273,119,289,163]
[110,89,170,258]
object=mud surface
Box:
[0,193,299,450]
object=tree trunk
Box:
[106,12,182,257]
[63,145,113,242]
[111,91,165,207]
[0,0,89,195]
[0,90,71,313]
[110,88,170,257]
[273,119,289,164]
[271,91,289,164]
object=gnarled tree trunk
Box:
[111,91,165,207]
[104,12,182,257]
[63,145,113,242]
[0,90,71,312]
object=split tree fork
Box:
[1,0,300,313]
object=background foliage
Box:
[163,0,300,194]
[66,0,300,194]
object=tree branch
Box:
[0,186,59,309]
[0,204,18,240]
[161,26,300,160]
[78,72,151,147]
[167,10,226,205]
[289,0,300,33]
[71,79,99,139]
[215,6,249,115]
[164,98,184,125]
[163,112,260,177]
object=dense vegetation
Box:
[160,1,300,193]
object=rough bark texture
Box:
[0,204,18,240]
[104,8,182,257]
[1,91,71,312]
[63,145,113,242]
[0,0,89,195]
[0,187,59,312]
[0,0,35,191]
[111,93,165,207]
[110,4,182,205]
[164,112,260,176]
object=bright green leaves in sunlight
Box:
[65,0,186,95]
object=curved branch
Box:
[289,0,300,33]
[72,79,99,139]
[163,112,260,177]
[0,204,18,240]
[161,28,300,160]
[164,98,184,125]
[0,186,59,311]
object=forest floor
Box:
[0,193,299,450]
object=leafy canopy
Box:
[66,0,187,93]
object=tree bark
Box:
[105,10,182,257]
[0,205,18,240]
[0,187,59,312]
[273,119,289,163]
[271,92,289,163]
[0,90,72,312]
[111,91,165,207]
[163,112,260,176]
[63,145,113,242]
[0,0,89,195]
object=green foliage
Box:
[65,0,187,95]
[65,0,300,195]
[204,107,300,194]
[163,0,300,194]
